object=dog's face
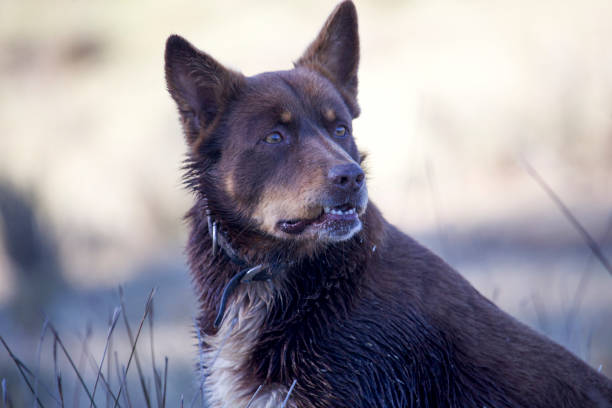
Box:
[215,68,368,243]
[165,1,367,243]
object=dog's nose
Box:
[328,163,365,192]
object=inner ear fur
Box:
[165,34,244,147]
[296,1,360,116]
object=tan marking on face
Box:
[280,110,292,124]
[252,178,325,235]
[323,108,336,122]
[251,135,361,238]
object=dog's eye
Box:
[334,125,347,138]
[264,132,283,144]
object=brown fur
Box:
[165,1,612,407]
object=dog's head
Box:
[165,1,367,245]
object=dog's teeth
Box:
[325,207,356,215]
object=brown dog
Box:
[164,1,612,407]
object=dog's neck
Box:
[186,194,385,335]
[205,208,294,328]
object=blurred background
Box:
[1,0,611,405]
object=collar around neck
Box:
[207,214,289,328]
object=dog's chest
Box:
[202,289,294,408]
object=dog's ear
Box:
[296,1,360,115]
[165,35,243,147]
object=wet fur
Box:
[166,1,612,407]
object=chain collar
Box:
[207,214,286,328]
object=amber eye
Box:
[334,125,347,138]
[264,132,283,144]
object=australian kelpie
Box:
[164,1,612,407]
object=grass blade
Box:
[114,353,131,408]
[0,336,46,408]
[113,288,156,408]
[84,352,120,407]
[118,287,152,408]
[48,325,97,408]
[2,378,8,408]
[244,384,263,408]
[106,311,114,408]
[33,319,49,408]
[90,307,121,407]
[161,357,168,408]
[0,346,59,404]
[522,159,612,275]
[53,337,64,407]
[281,379,297,408]
[72,322,93,408]
[148,300,162,408]
[56,372,64,408]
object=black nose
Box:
[328,163,365,192]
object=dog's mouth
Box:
[278,203,361,236]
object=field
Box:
[1,0,611,405]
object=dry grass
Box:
[0,288,178,408]
[0,287,302,408]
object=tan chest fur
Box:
[202,285,294,408]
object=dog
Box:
[164,1,612,407]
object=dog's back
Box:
[165,1,612,407]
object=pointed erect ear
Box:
[165,35,243,147]
[296,1,360,114]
